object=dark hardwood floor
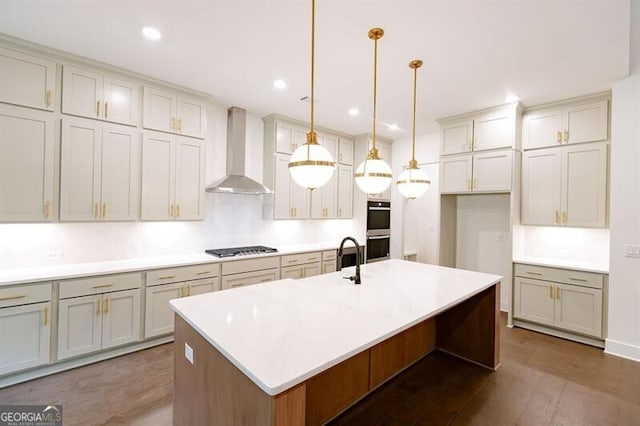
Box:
[1,314,639,425]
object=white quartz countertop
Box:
[170,259,502,396]
[0,242,341,287]
[512,256,609,274]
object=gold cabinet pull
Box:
[178,118,182,132]
[96,299,101,315]
[179,286,184,297]
[92,284,113,289]
[294,207,297,217]
[563,129,569,143]
[260,278,271,283]
[556,130,562,144]
[526,271,543,276]
[549,286,553,298]
[102,202,106,218]
[44,201,50,219]
[562,211,567,224]
[94,202,99,219]
[473,179,477,190]
[171,117,176,131]
[170,205,174,218]
[96,100,101,117]
[196,271,211,275]
[159,275,176,280]
[46,90,52,107]
[555,211,560,224]
[556,286,561,299]
[0,295,26,301]
[44,306,49,326]
[176,205,180,218]
[103,297,109,314]
[569,277,588,282]
[104,101,109,119]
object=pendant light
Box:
[355,28,393,195]
[288,0,335,190]
[397,60,431,199]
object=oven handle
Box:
[368,207,390,211]
[367,235,390,240]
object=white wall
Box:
[606,74,640,362]
[0,103,361,269]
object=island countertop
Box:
[170,259,502,396]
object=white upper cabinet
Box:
[440,149,513,194]
[522,142,607,227]
[440,155,473,193]
[440,104,519,156]
[0,47,56,111]
[523,98,608,149]
[338,137,354,165]
[311,165,337,219]
[143,87,206,139]
[140,131,205,221]
[60,118,138,221]
[0,105,55,222]
[337,164,353,219]
[62,65,140,126]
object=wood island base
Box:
[173,283,500,426]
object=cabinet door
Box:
[143,87,176,134]
[144,282,182,338]
[338,137,354,165]
[141,132,175,220]
[554,283,603,338]
[103,76,139,126]
[319,134,338,161]
[62,66,103,119]
[291,176,310,219]
[440,155,472,193]
[221,268,280,290]
[102,289,141,349]
[337,165,353,219]
[562,142,607,227]
[513,278,555,326]
[0,105,54,222]
[281,265,303,279]
[522,148,562,226]
[0,47,56,111]
[101,124,138,221]
[176,96,206,138]
[522,109,563,149]
[441,119,473,155]
[322,260,337,274]
[564,100,608,145]
[0,302,50,375]
[302,262,322,278]
[273,153,292,219]
[60,118,102,221]
[311,167,337,219]
[472,150,512,192]
[58,295,102,359]
[473,109,513,151]
[275,122,295,154]
[175,137,205,220]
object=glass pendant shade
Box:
[355,155,392,194]
[397,166,430,199]
[289,142,335,190]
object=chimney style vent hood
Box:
[206,107,272,195]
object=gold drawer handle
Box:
[44,201,51,219]
[549,286,553,298]
[159,275,176,280]
[102,202,106,218]
[563,129,569,143]
[96,299,101,315]
[287,260,297,263]
[46,90,52,107]
[92,284,113,289]
[569,277,588,282]
[103,297,109,314]
[196,271,211,275]
[526,272,543,276]
[556,130,562,144]
[44,306,49,326]
[260,278,271,283]
[0,295,26,301]
[105,101,109,119]
[556,286,561,299]
[555,211,560,224]
[308,257,318,261]
[96,100,101,117]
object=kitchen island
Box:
[170,259,501,425]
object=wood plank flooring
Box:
[1,314,639,425]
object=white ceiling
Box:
[0,0,630,139]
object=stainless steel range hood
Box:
[206,107,272,194]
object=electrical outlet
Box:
[185,342,194,364]
[45,250,63,261]
[624,244,640,258]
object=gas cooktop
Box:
[205,245,278,258]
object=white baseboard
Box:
[605,338,640,363]
[500,301,509,312]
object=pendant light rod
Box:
[309,0,315,139]
[409,59,423,167]
[369,28,384,157]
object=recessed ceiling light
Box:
[273,79,287,90]
[505,93,520,103]
[388,123,399,131]
[348,108,359,117]
[142,26,162,41]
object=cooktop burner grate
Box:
[205,245,278,258]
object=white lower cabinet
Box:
[281,262,321,279]
[512,263,605,340]
[221,269,280,290]
[0,282,52,376]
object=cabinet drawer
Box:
[221,268,280,290]
[147,263,219,286]
[322,250,337,261]
[514,264,603,289]
[281,251,322,266]
[221,256,280,276]
[60,272,142,299]
[0,283,52,308]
